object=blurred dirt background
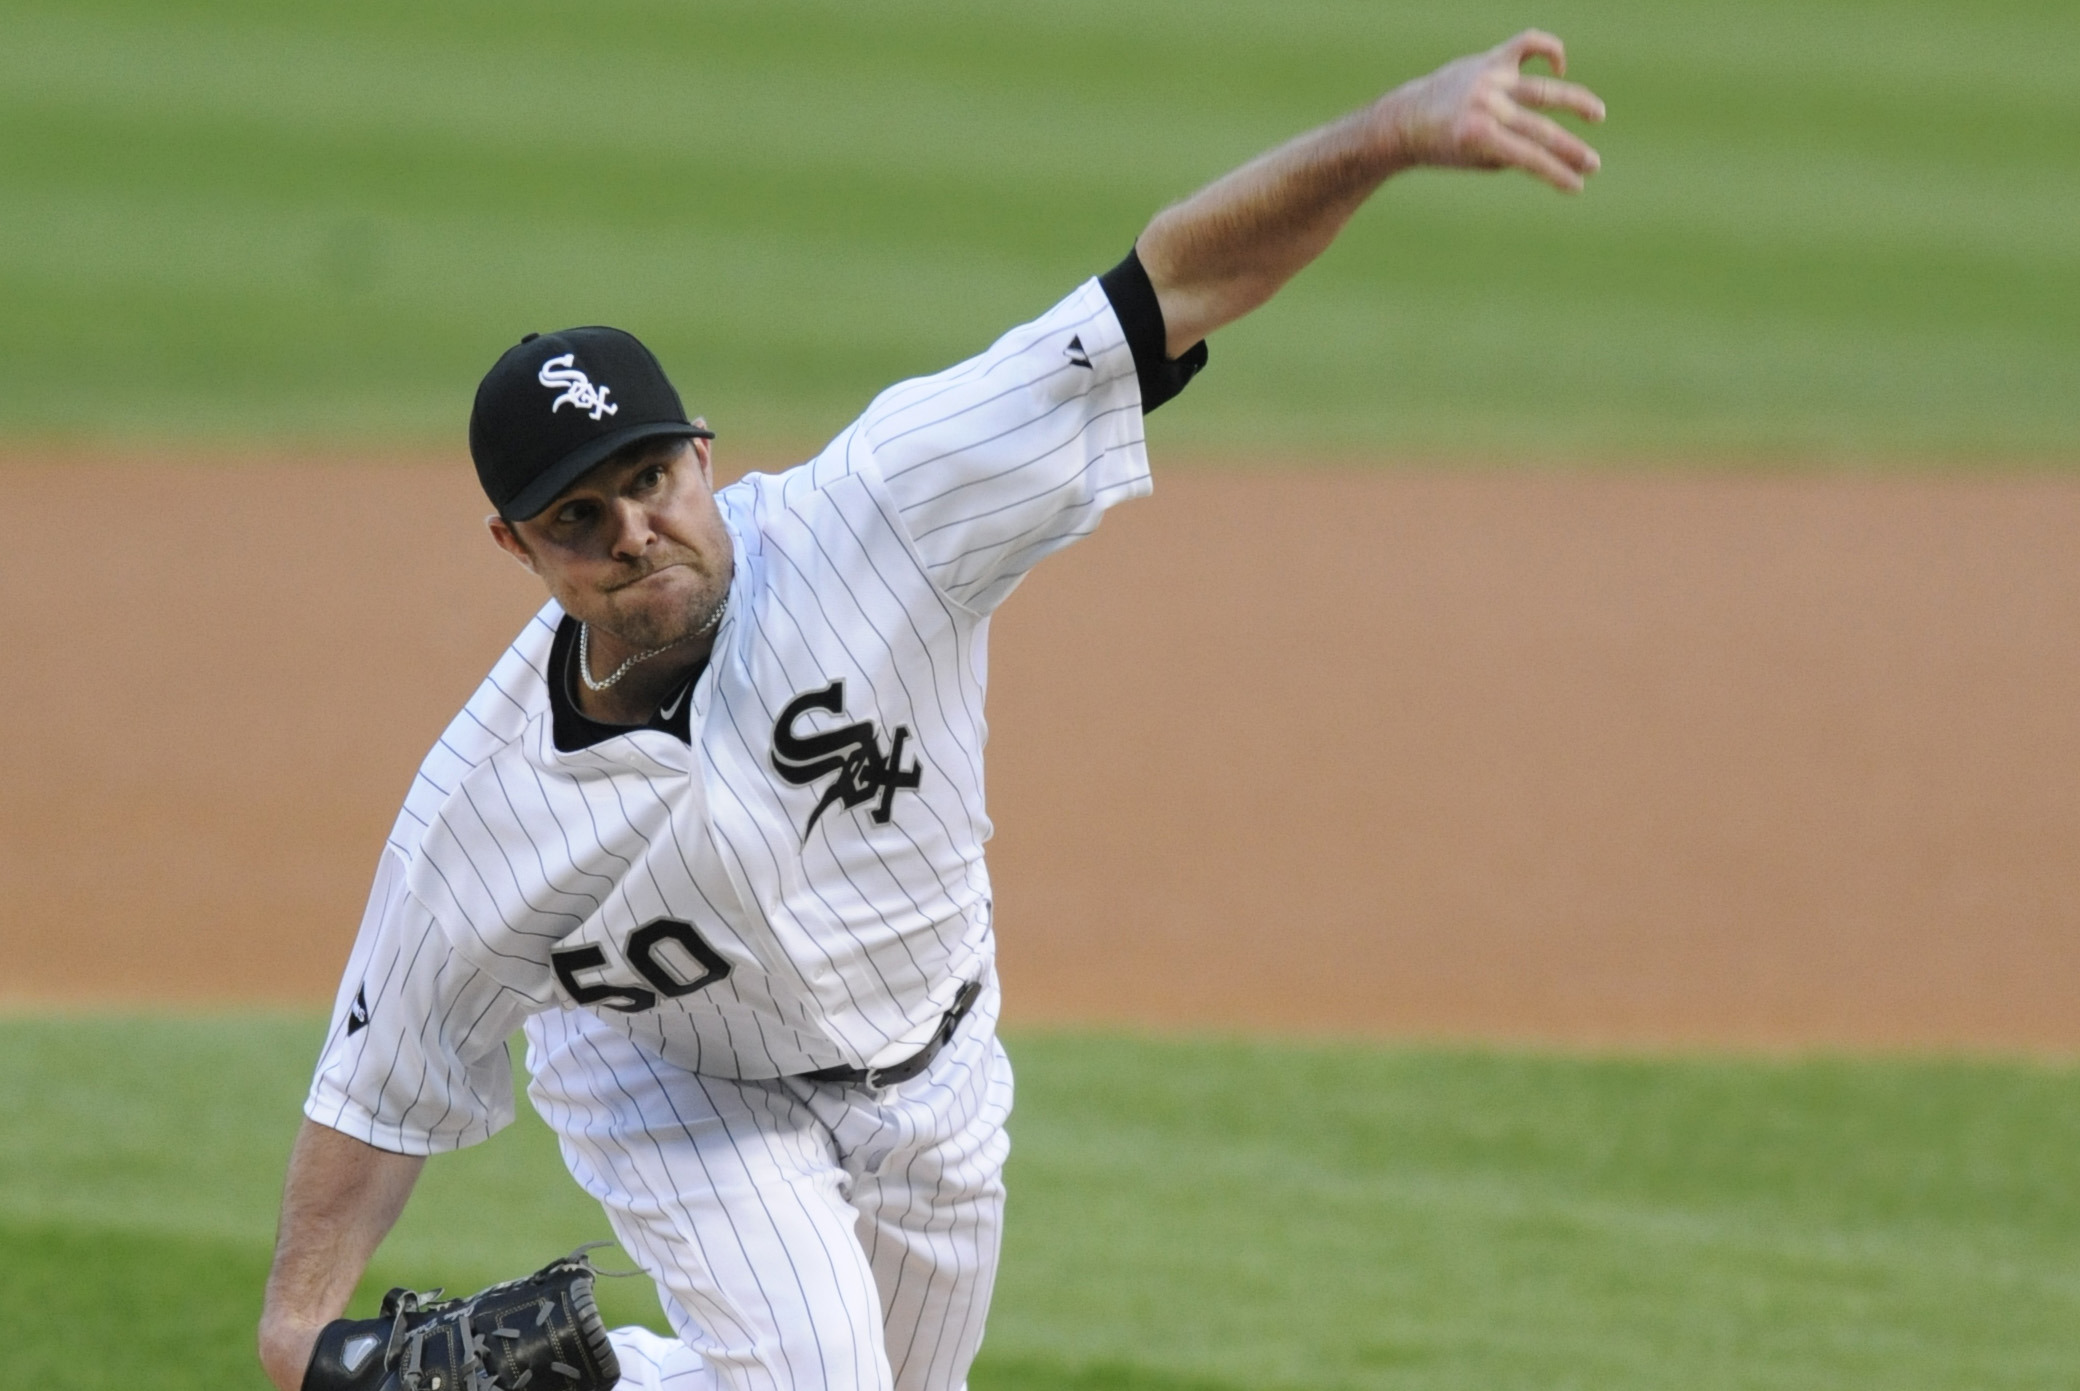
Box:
[5,456,2077,1050]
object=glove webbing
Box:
[390,1284,588,1391]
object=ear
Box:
[690,423,715,488]
[486,513,540,574]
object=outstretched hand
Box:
[1138,31,1608,353]
[1380,31,1605,192]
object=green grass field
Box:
[5,1014,2078,1391]
[1,0,2073,460]
[5,5,2075,1387]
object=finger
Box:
[1498,102,1601,174]
[1502,28,1566,77]
[1513,73,1606,124]
[1488,125,1586,193]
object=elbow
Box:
[1161,275,1279,357]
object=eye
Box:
[554,498,599,527]
[634,463,667,491]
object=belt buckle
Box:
[860,1063,893,1090]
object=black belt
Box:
[801,979,983,1089]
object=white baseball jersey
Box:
[308,275,1153,1154]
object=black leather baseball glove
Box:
[302,1249,621,1391]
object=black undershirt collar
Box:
[547,614,700,752]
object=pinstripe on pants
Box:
[525,975,1013,1391]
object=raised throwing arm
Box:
[1139,31,1605,357]
[258,1120,427,1391]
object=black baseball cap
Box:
[469,326,715,521]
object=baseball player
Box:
[260,33,1603,1391]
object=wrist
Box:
[1362,85,1426,177]
[258,1310,326,1391]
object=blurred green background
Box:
[7,1016,2079,1391]
[1,0,2071,460]
[7,3,2078,1388]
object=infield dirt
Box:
[5,456,2078,1051]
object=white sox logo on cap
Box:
[537,354,620,421]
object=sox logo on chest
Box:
[546,679,927,1013]
[770,679,924,838]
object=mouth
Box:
[607,561,689,593]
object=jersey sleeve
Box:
[853,274,1157,615]
[304,847,538,1155]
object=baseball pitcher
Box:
[260,34,1604,1391]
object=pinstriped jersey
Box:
[308,277,1152,1152]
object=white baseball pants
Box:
[522,981,1014,1391]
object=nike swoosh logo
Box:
[658,687,689,721]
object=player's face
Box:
[489,434,734,650]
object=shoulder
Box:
[858,278,1126,449]
[385,601,562,860]
[714,276,1130,509]
[712,432,896,572]
[718,437,868,521]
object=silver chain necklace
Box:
[577,590,730,693]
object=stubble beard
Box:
[593,556,730,652]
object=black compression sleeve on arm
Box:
[1099,247,1208,414]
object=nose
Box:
[605,498,655,560]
